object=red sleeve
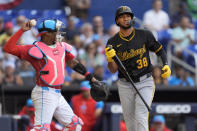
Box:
[3,28,34,61]
[66,52,75,60]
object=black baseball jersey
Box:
[106,28,162,79]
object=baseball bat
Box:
[108,46,152,112]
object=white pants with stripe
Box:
[117,76,155,131]
[31,85,74,127]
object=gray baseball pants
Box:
[117,76,155,131]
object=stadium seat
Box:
[157,29,172,51]
[18,9,42,19]
[0,10,17,22]
[42,10,66,19]
[73,17,84,28]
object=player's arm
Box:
[155,47,171,78]
[105,42,118,73]
[107,61,118,73]
[66,58,96,82]
[155,47,168,66]
[146,30,171,78]
[147,33,168,66]
[3,21,33,56]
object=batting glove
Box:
[105,47,116,62]
[161,65,171,78]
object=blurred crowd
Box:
[144,0,197,87]
[0,0,197,89]
[1,0,193,131]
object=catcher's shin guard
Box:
[30,124,51,131]
[63,116,84,131]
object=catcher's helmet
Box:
[115,6,134,22]
[38,19,64,33]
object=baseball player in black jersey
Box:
[105,6,171,131]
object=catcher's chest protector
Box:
[28,41,68,86]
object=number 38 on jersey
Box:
[136,57,148,69]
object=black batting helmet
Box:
[115,6,134,22]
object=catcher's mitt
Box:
[90,81,110,102]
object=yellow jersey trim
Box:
[119,29,135,42]
[155,45,162,53]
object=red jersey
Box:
[150,126,173,131]
[71,94,97,131]
[3,29,74,89]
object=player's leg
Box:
[135,77,155,131]
[53,94,83,131]
[117,80,137,131]
[31,86,58,131]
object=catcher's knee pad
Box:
[31,124,51,131]
[64,116,84,131]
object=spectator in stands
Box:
[93,16,105,37]
[64,16,79,42]
[108,24,120,37]
[93,65,104,81]
[0,17,5,35]
[71,35,85,58]
[104,24,119,44]
[2,61,23,87]
[71,81,104,131]
[79,43,105,72]
[17,60,35,86]
[13,15,38,45]
[17,60,34,78]
[65,0,77,16]
[80,23,94,46]
[92,16,106,53]
[70,70,84,83]
[13,15,26,32]
[168,66,194,87]
[170,2,194,28]
[152,66,168,86]
[150,115,173,131]
[75,0,91,20]
[18,98,35,131]
[171,16,195,58]
[2,52,16,66]
[0,22,13,46]
[143,0,169,32]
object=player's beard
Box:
[119,22,132,30]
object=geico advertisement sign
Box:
[111,105,122,113]
[156,104,191,114]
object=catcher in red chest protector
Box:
[3,19,105,131]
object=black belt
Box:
[119,72,152,83]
